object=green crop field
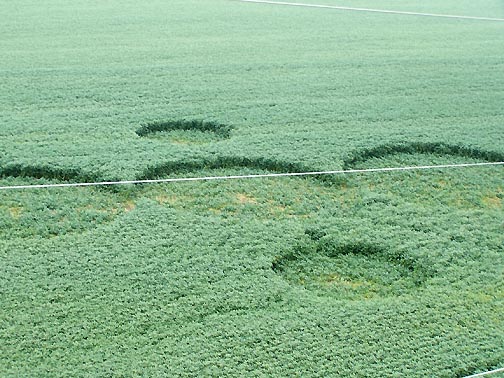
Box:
[1,0,503,376]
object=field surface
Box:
[1,0,504,376]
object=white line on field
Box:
[233,0,504,22]
[0,161,502,190]
[463,367,504,378]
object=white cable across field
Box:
[462,367,504,378]
[0,161,502,190]
[233,0,504,22]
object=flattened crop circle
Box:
[273,231,430,300]
[136,120,233,144]
[343,141,504,170]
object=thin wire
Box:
[463,367,504,378]
[234,0,504,22]
[0,161,502,190]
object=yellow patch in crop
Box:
[268,201,288,215]
[482,195,502,208]
[208,207,223,215]
[8,207,22,219]
[155,194,177,205]
[124,200,136,212]
[235,193,257,205]
[320,273,366,289]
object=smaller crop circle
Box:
[135,120,233,143]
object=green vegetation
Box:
[1,0,503,376]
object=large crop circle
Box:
[273,231,429,300]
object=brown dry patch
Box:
[208,205,237,216]
[268,201,287,215]
[265,201,310,219]
[155,194,177,205]
[482,195,502,208]
[123,200,136,212]
[8,207,22,219]
[235,193,257,205]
